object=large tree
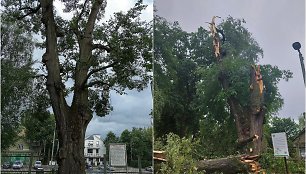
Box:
[154,16,292,173]
[196,16,292,155]
[2,0,152,173]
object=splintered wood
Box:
[153,150,166,162]
[241,155,266,174]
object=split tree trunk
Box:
[40,1,102,173]
[218,66,264,156]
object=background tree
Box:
[120,129,132,163]
[1,7,35,150]
[129,127,152,167]
[154,16,200,138]
[22,92,56,163]
[104,131,119,162]
[264,116,300,157]
[2,0,152,173]
[268,117,299,140]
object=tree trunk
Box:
[218,65,265,155]
[56,111,91,174]
[40,1,94,173]
[196,156,249,174]
[249,65,265,155]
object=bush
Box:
[260,149,305,174]
[157,133,204,174]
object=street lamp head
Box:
[292,42,301,51]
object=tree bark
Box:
[196,156,249,174]
[249,65,265,155]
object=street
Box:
[1,165,153,174]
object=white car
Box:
[12,161,23,169]
[34,161,43,170]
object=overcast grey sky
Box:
[155,0,305,120]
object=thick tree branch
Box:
[81,61,118,87]
[84,0,104,37]
[92,43,111,52]
[17,4,41,20]
[237,134,259,148]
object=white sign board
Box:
[271,132,289,157]
[109,143,127,167]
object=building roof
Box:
[85,135,95,140]
[85,134,103,141]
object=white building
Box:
[84,134,106,166]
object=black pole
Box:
[298,50,305,84]
[292,42,305,85]
[284,157,289,174]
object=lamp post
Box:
[292,42,305,85]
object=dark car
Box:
[2,162,11,169]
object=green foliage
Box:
[263,116,300,158]
[198,115,238,158]
[104,131,119,161]
[157,133,203,174]
[22,96,55,143]
[260,149,305,173]
[1,7,36,150]
[130,127,152,162]
[154,16,200,138]
[269,117,299,140]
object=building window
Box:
[88,149,93,153]
[96,149,99,154]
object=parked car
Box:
[2,162,11,169]
[34,160,43,170]
[12,160,23,169]
[98,164,115,171]
[145,166,153,172]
